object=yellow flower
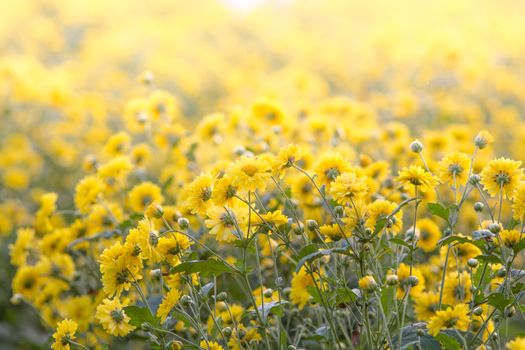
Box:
[95,298,136,336]
[12,265,45,300]
[229,156,271,192]
[427,304,469,336]
[51,319,78,350]
[104,131,131,157]
[157,233,192,265]
[74,176,105,214]
[9,228,36,266]
[313,152,352,188]
[330,171,368,205]
[319,224,347,242]
[474,130,494,149]
[436,151,471,186]
[100,242,142,297]
[185,173,214,216]
[443,271,472,305]
[507,337,525,350]
[500,229,521,248]
[416,218,441,253]
[397,165,438,192]
[205,206,248,242]
[273,143,304,178]
[125,218,162,262]
[200,340,224,350]
[34,192,58,234]
[366,200,403,235]
[212,176,239,207]
[291,267,321,309]
[480,158,523,199]
[157,288,182,323]
[128,181,164,213]
[511,182,525,220]
[396,263,425,299]
[228,324,262,350]
[413,292,439,321]
[358,275,378,293]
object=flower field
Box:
[2,0,525,349]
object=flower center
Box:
[496,172,510,186]
[110,309,125,323]
[326,167,340,181]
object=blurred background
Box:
[1,0,525,348]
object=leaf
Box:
[373,217,387,235]
[124,305,160,327]
[487,293,512,311]
[427,202,450,223]
[471,229,494,240]
[438,235,485,252]
[392,325,441,350]
[257,300,289,321]
[434,332,460,350]
[296,243,318,260]
[389,238,412,250]
[475,254,503,265]
[200,282,214,297]
[170,259,238,277]
[295,247,351,272]
[513,238,525,254]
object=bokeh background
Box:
[2,0,525,348]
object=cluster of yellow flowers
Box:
[2,0,525,349]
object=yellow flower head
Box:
[128,181,164,213]
[229,156,271,192]
[313,152,352,188]
[436,151,471,186]
[416,218,441,253]
[51,319,78,350]
[95,298,136,336]
[185,173,214,216]
[397,165,438,193]
[358,275,378,293]
[157,288,182,323]
[507,337,525,350]
[427,304,469,336]
[480,158,523,199]
[330,171,369,205]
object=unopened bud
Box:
[410,140,423,153]
[488,223,501,234]
[407,275,419,287]
[472,307,483,316]
[306,219,319,231]
[386,274,399,286]
[473,202,484,212]
[216,292,228,302]
[177,217,189,230]
[467,258,479,269]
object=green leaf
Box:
[427,202,450,223]
[170,259,238,277]
[475,254,503,265]
[296,243,318,260]
[434,332,460,350]
[513,238,525,254]
[487,293,512,311]
[257,300,289,321]
[373,217,387,235]
[124,305,160,327]
[295,247,351,272]
[438,235,485,252]
[389,238,412,250]
[392,325,441,350]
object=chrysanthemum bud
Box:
[474,130,493,149]
[287,346,297,350]
[180,295,193,305]
[292,222,304,236]
[407,275,419,287]
[275,277,285,288]
[147,202,164,218]
[150,269,162,278]
[496,268,506,278]
[469,174,481,185]
[473,202,484,212]
[222,327,232,337]
[467,258,479,269]
[472,306,483,316]
[417,329,425,337]
[505,305,516,318]
[263,289,274,298]
[306,219,319,231]
[358,275,378,293]
[216,292,228,302]
[488,223,501,234]
[177,217,190,230]
[334,206,344,217]
[386,274,399,286]
[171,341,183,350]
[410,140,423,153]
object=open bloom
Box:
[397,165,438,192]
[427,304,469,336]
[480,158,523,199]
[95,298,136,336]
[51,319,78,350]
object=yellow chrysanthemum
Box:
[95,298,136,336]
[397,165,438,193]
[51,319,78,350]
[427,304,469,336]
[128,181,164,213]
[330,171,369,205]
[185,173,214,216]
[416,218,441,253]
[436,151,471,186]
[157,288,182,323]
[480,158,523,199]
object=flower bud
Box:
[474,131,493,149]
[488,223,501,234]
[275,277,285,288]
[417,329,425,337]
[469,174,481,185]
[473,202,484,212]
[263,289,274,298]
[386,274,399,286]
[467,258,479,269]
[410,140,423,153]
[407,275,419,287]
[171,341,183,350]
[222,327,232,337]
[177,217,189,230]
[358,275,378,293]
[496,268,506,278]
[306,219,319,232]
[334,206,344,217]
[472,307,483,316]
[292,222,304,236]
[147,201,164,218]
[180,295,193,305]
[216,292,228,302]
[505,305,516,318]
